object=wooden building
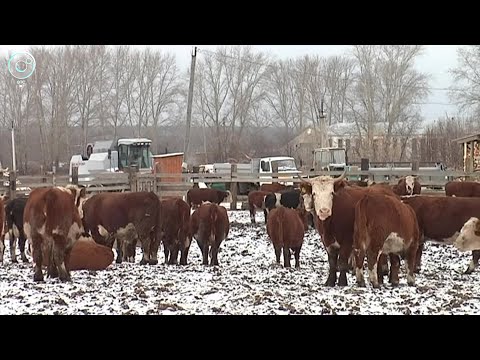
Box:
[152,152,184,182]
[454,133,480,173]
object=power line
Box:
[197,48,466,93]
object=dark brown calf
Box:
[267,207,306,268]
[260,183,288,193]
[190,203,229,266]
[158,198,192,265]
[186,188,231,209]
[353,193,419,288]
[248,190,271,224]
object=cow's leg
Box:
[293,246,301,269]
[211,244,219,266]
[19,231,28,262]
[115,238,123,264]
[52,236,71,282]
[366,249,380,289]
[338,245,351,286]
[379,253,389,276]
[405,245,416,286]
[202,244,209,265]
[414,238,424,273]
[180,243,190,265]
[273,244,281,264]
[32,234,44,282]
[163,245,170,264]
[465,250,480,275]
[139,237,151,265]
[46,240,58,279]
[9,230,17,263]
[168,245,179,265]
[0,234,5,264]
[388,254,400,287]
[325,245,339,287]
[263,209,268,223]
[149,233,160,265]
[354,248,366,287]
[249,207,256,224]
[283,245,291,268]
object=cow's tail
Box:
[209,204,217,246]
[353,196,368,254]
[276,208,284,247]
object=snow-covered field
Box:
[1,210,480,315]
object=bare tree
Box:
[450,45,480,118]
[346,45,429,161]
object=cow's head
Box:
[98,223,138,262]
[65,184,87,219]
[403,176,417,195]
[454,217,480,252]
[299,171,347,221]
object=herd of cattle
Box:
[2,175,480,290]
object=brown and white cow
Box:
[82,192,160,265]
[157,198,192,265]
[445,181,480,197]
[353,192,420,288]
[186,188,232,209]
[247,190,270,224]
[401,195,480,274]
[392,176,421,196]
[190,203,229,266]
[24,185,87,282]
[299,174,397,286]
[267,207,308,268]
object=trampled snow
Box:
[1,210,479,315]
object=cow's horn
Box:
[334,169,347,183]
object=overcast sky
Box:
[0,44,463,121]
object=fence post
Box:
[128,165,139,192]
[52,165,56,186]
[230,164,238,210]
[71,165,79,185]
[360,158,369,182]
[9,170,16,200]
[411,160,419,172]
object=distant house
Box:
[288,121,427,168]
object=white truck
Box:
[199,156,300,194]
[69,138,154,182]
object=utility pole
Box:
[319,98,328,148]
[11,120,16,173]
[183,46,197,166]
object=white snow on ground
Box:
[1,210,480,315]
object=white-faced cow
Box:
[299,173,397,287]
[24,185,87,282]
[401,195,480,275]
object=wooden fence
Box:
[1,166,476,209]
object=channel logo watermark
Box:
[7,51,36,85]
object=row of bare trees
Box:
[194,45,430,162]
[1,45,479,172]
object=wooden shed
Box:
[152,152,184,183]
[454,133,480,173]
